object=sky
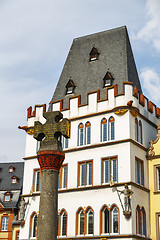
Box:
[0,0,160,163]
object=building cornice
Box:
[21,181,149,198]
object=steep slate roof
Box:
[0,162,24,208]
[49,26,142,109]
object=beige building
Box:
[147,119,160,239]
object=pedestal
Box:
[37,151,65,240]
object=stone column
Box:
[34,111,70,240]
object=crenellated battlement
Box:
[27,82,160,126]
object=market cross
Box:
[34,111,70,152]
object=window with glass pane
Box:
[136,207,141,234]
[79,211,84,235]
[61,166,67,189]
[61,212,67,236]
[104,208,109,233]
[1,217,9,231]
[136,158,144,186]
[112,207,118,233]
[65,138,69,148]
[157,167,160,191]
[104,160,109,183]
[108,117,115,140]
[79,161,93,187]
[139,120,143,144]
[33,215,37,237]
[80,164,85,186]
[33,170,40,192]
[111,159,117,182]
[4,194,10,202]
[78,123,84,146]
[16,231,19,240]
[87,210,93,234]
[87,162,92,185]
[102,157,117,184]
[86,122,91,145]
[141,208,146,236]
[135,118,139,142]
[101,118,107,142]
[57,214,59,236]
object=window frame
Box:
[29,212,38,239]
[78,123,84,146]
[101,156,118,185]
[156,212,160,240]
[108,116,115,141]
[135,157,144,186]
[85,207,94,235]
[11,176,17,184]
[32,169,41,193]
[78,160,93,188]
[76,208,85,236]
[136,205,146,236]
[16,230,20,240]
[58,164,68,190]
[1,216,9,231]
[3,192,11,202]
[59,209,67,237]
[85,121,91,145]
[154,164,160,193]
[100,204,119,235]
[101,118,107,142]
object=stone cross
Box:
[33,111,70,240]
[34,111,70,152]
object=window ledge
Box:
[154,191,160,194]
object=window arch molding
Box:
[85,206,94,235]
[59,208,68,237]
[85,121,91,145]
[100,204,110,235]
[108,116,115,141]
[78,123,84,146]
[139,120,143,144]
[101,118,107,142]
[110,204,119,234]
[76,207,85,236]
[136,205,146,236]
[29,212,38,239]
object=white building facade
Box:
[20,27,160,240]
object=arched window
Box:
[139,120,143,144]
[86,208,93,235]
[141,207,146,236]
[135,118,139,142]
[136,206,141,235]
[60,210,67,236]
[85,122,91,145]
[30,213,38,238]
[78,123,84,146]
[108,117,115,140]
[101,206,109,234]
[101,118,107,142]
[77,209,85,235]
[110,206,119,233]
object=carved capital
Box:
[37,151,65,170]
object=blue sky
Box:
[0,0,160,162]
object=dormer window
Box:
[9,166,14,173]
[89,47,99,61]
[11,176,17,184]
[66,79,75,95]
[103,71,114,87]
[4,192,11,202]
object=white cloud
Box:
[140,68,160,103]
[136,0,160,52]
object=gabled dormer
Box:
[3,192,11,202]
[11,176,18,184]
[66,79,75,95]
[89,47,100,61]
[8,166,14,173]
[103,71,114,87]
